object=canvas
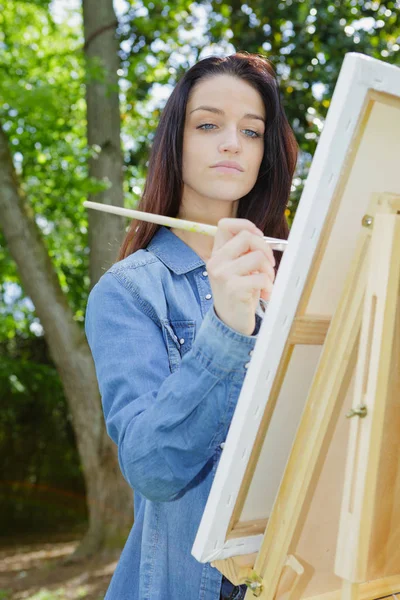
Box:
[191,51,400,588]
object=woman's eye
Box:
[197,124,262,138]
[244,129,262,138]
[198,123,216,130]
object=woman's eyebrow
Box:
[189,105,265,123]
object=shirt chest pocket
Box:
[161,319,196,373]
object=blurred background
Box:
[0,0,399,598]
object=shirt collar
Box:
[146,226,206,275]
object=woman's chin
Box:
[205,187,248,202]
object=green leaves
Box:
[1,0,399,330]
[0,1,89,326]
[207,0,400,217]
[2,0,399,333]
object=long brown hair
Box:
[118,52,298,263]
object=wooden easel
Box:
[211,192,400,600]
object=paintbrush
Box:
[84,200,288,252]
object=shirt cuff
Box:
[252,298,269,335]
[251,313,263,336]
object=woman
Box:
[85,52,297,600]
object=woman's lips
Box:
[212,166,242,173]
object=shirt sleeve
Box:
[85,271,260,502]
[253,298,269,334]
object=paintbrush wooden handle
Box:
[84,201,288,251]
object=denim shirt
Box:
[84,226,267,600]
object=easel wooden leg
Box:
[276,555,305,600]
[341,581,359,600]
[211,553,257,586]
[246,211,373,600]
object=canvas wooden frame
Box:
[191,52,400,586]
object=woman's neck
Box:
[169,228,213,263]
[171,196,239,263]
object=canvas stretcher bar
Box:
[192,54,400,568]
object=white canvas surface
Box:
[191,52,400,563]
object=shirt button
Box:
[249,350,254,357]
[202,271,208,277]
[205,294,212,300]
[179,338,185,345]
[244,362,250,369]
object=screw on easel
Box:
[362,214,374,228]
[346,405,368,419]
[244,571,263,597]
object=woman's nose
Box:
[218,129,241,153]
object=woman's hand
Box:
[206,218,276,336]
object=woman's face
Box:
[182,74,266,208]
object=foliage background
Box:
[0,0,399,535]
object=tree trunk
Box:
[82,0,125,286]
[0,125,133,557]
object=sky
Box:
[50,0,129,24]
[49,0,233,103]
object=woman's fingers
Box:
[233,250,276,281]
[208,218,277,335]
[242,272,275,299]
[210,228,275,269]
[211,218,262,254]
